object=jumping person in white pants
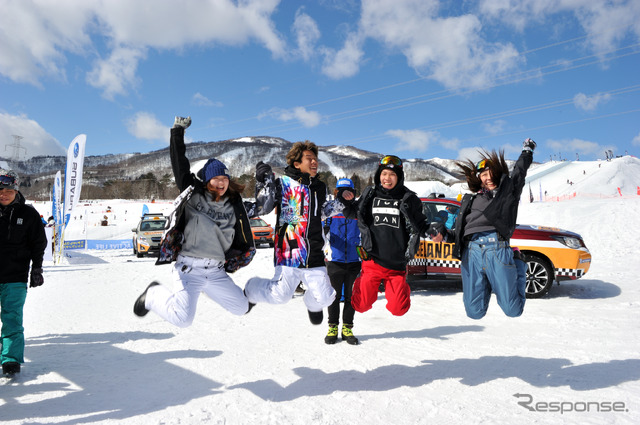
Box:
[244,141,337,324]
[134,117,257,325]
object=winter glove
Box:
[255,161,273,183]
[522,138,536,153]
[173,116,191,129]
[30,267,44,287]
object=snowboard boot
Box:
[244,290,255,314]
[308,309,323,325]
[2,362,20,376]
[133,281,160,317]
[325,324,339,344]
[342,324,359,345]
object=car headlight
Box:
[551,236,583,249]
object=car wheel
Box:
[137,252,144,258]
[133,240,137,255]
[523,253,554,298]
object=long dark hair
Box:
[456,149,509,193]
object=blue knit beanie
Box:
[199,158,230,182]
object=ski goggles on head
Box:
[475,159,490,173]
[0,174,16,186]
[380,155,403,168]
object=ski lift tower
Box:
[5,135,27,161]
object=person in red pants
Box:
[352,156,431,316]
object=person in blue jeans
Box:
[322,178,360,345]
[0,169,47,376]
[430,139,536,319]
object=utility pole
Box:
[5,135,27,161]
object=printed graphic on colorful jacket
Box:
[372,197,400,228]
[276,176,310,267]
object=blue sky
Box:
[1,0,639,165]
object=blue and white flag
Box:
[63,134,86,227]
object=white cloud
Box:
[482,119,507,135]
[546,137,604,157]
[125,112,168,142]
[478,0,640,54]
[321,32,364,79]
[456,147,485,162]
[0,0,285,98]
[573,92,611,112]
[0,113,66,159]
[358,0,522,89]
[386,129,460,153]
[265,106,322,128]
[293,9,321,62]
[192,93,222,107]
[86,47,146,100]
[632,132,640,147]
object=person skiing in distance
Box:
[351,155,431,317]
[133,116,256,327]
[0,169,47,376]
[243,141,336,325]
[323,178,361,345]
[429,138,536,319]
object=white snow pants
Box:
[145,255,249,328]
[244,266,336,312]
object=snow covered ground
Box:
[2,156,640,424]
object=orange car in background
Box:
[250,217,275,248]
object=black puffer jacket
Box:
[0,192,47,284]
[451,150,533,259]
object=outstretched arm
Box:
[244,161,277,218]
[169,117,195,191]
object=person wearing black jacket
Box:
[352,155,430,317]
[430,138,536,319]
[133,117,256,327]
[243,141,336,325]
[0,169,46,376]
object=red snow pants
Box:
[351,259,411,316]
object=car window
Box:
[433,203,459,230]
[251,218,268,227]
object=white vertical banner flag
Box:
[52,170,64,263]
[63,134,86,227]
[52,170,63,225]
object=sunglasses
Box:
[380,155,403,168]
[0,175,16,186]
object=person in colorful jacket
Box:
[133,116,256,327]
[243,141,336,325]
[0,169,47,376]
[352,155,431,317]
[322,178,360,345]
[429,138,536,319]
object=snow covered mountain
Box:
[3,136,461,185]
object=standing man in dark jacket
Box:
[352,156,430,317]
[244,141,336,325]
[0,169,46,376]
[430,139,536,319]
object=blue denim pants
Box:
[0,282,28,364]
[460,231,526,319]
